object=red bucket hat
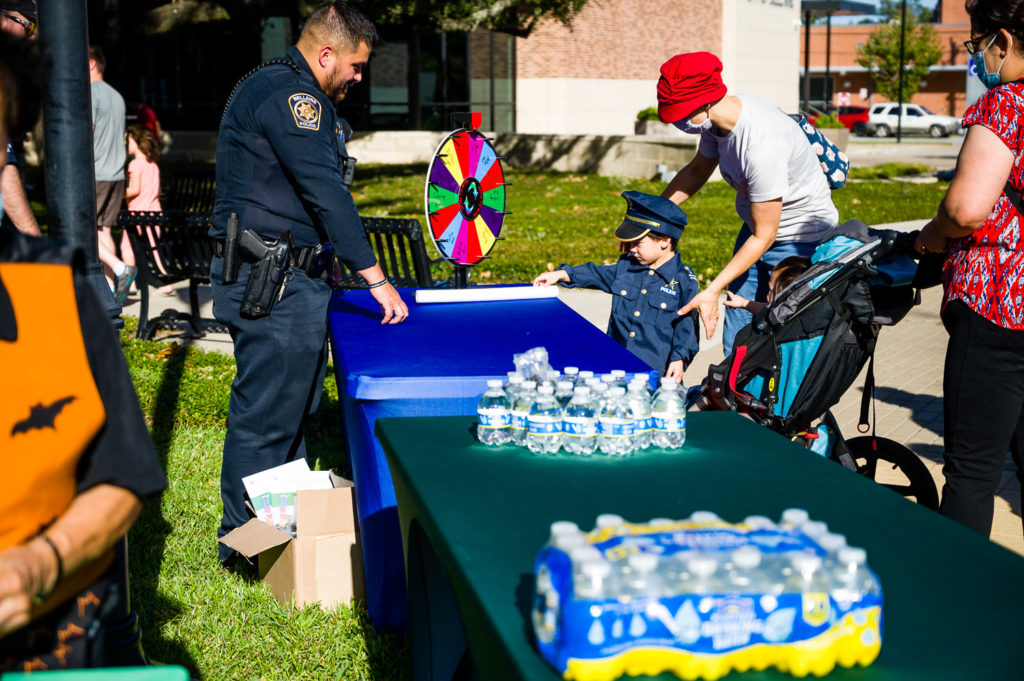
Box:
[657,52,728,124]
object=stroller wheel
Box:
[846,436,940,511]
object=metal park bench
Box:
[119,210,437,339]
[118,210,224,340]
[336,216,436,289]
[162,168,217,212]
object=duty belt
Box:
[214,239,324,272]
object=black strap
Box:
[214,239,320,272]
[858,352,876,435]
[1005,180,1024,215]
[220,57,302,127]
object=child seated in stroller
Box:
[723,256,811,317]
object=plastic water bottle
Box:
[629,375,653,400]
[626,382,653,450]
[780,508,810,530]
[574,557,613,601]
[563,386,599,455]
[595,513,625,531]
[527,384,563,454]
[563,366,580,386]
[622,553,662,604]
[504,373,524,401]
[688,510,723,526]
[610,369,628,387]
[727,546,768,594]
[598,386,635,456]
[633,372,652,389]
[743,515,776,530]
[685,554,722,595]
[578,370,595,383]
[800,520,829,541]
[476,379,511,445]
[832,546,879,600]
[547,520,581,545]
[591,381,610,411]
[651,378,686,449]
[555,380,575,408]
[510,380,536,446]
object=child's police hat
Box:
[614,191,688,241]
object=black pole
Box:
[39,0,123,325]
[803,9,812,112]
[897,0,908,143]
[825,13,832,110]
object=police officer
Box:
[211,1,407,563]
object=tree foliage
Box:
[353,0,590,37]
[136,0,591,38]
[855,11,942,102]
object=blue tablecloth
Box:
[327,286,655,631]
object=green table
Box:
[377,412,1024,681]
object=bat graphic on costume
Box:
[10,396,77,436]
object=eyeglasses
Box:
[0,11,35,37]
[963,34,993,55]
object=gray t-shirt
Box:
[91,80,126,182]
[698,94,838,243]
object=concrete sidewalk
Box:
[119,218,1022,556]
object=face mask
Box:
[673,117,713,135]
[973,33,1010,90]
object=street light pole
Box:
[39,0,123,325]
[897,0,907,143]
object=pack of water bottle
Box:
[475,352,687,455]
[532,510,883,681]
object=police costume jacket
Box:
[560,253,700,372]
[211,46,376,271]
[0,231,166,670]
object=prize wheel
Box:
[424,127,506,268]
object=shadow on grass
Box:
[130,342,199,674]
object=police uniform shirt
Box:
[560,252,700,372]
[211,46,376,271]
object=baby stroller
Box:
[694,220,940,510]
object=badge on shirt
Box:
[289,93,321,131]
[659,277,679,296]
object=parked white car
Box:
[868,103,962,138]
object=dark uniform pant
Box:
[940,299,1024,537]
[211,257,330,560]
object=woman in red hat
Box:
[658,52,838,356]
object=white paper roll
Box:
[414,286,560,304]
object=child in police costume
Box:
[533,191,700,380]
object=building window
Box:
[342,29,516,132]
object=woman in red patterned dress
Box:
[916,0,1024,537]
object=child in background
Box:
[123,124,173,294]
[533,191,700,380]
[723,256,812,315]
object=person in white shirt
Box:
[657,52,838,355]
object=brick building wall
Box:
[516,0,722,80]
[801,21,972,116]
[513,0,799,135]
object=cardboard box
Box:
[220,473,364,610]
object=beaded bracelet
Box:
[367,279,389,290]
[37,534,63,599]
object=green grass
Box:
[121,166,949,679]
[847,162,932,180]
[356,164,948,285]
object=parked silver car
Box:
[868,103,962,138]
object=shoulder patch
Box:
[288,93,321,131]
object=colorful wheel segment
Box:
[425,129,505,267]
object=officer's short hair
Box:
[302,1,381,54]
[88,45,105,73]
